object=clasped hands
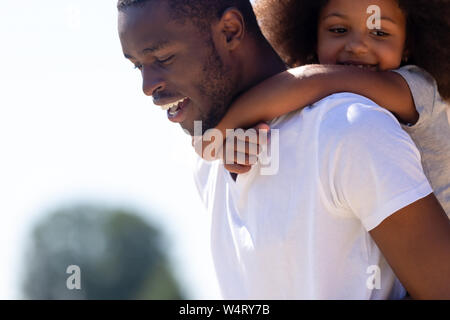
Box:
[192,122,271,174]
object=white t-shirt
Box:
[194,93,433,299]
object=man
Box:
[117,0,450,299]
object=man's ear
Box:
[218,8,245,50]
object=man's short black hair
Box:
[117,0,261,37]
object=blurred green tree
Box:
[22,204,185,299]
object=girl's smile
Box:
[317,0,407,71]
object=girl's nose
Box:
[344,35,369,55]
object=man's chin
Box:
[180,124,194,137]
[180,118,216,137]
[177,119,195,137]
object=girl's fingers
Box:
[235,129,271,145]
[194,122,271,163]
[233,125,271,154]
[225,133,268,155]
[226,139,260,155]
[224,163,252,175]
[223,151,258,166]
[197,136,225,161]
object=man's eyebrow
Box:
[142,40,173,54]
[124,40,173,60]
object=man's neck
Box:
[235,40,287,99]
[226,41,286,182]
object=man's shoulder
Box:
[312,93,402,138]
[308,93,418,162]
[272,92,402,140]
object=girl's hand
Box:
[192,122,271,174]
[192,131,224,161]
[223,122,270,174]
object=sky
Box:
[0,0,221,299]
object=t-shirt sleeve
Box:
[392,65,437,128]
[318,100,433,231]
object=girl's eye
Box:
[329,27,347,34]
[371,30,390,37]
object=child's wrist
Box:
[213,122,228,141]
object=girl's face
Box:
[317,0,407,71]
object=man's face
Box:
[118,1,238,135]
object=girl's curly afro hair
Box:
[254,0,450,99]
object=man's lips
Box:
[158,97,190,111]
[166,97,191,123]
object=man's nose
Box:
[344,34,369,55]
[142,67,166,97]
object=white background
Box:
[0,0,221,299]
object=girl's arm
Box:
[215,64,418,135]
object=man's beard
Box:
[197,39,238,134]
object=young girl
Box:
[198,0,450,216]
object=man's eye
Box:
[371,30,390,37]
[132,56,174,70]
[329,27,347,34]
[157,55,174,64]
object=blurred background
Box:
[0,0,221,299]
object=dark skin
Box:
[370,195,450,299]
[118,1,450,299]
